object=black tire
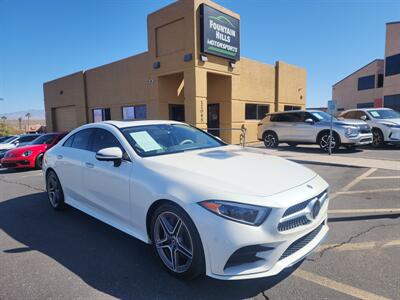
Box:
[371,128,384,148]
[35,153,44,170]
[263,131,279,148]
[150,203,205,280]
[46,170,66,210]
[318,131,340,152]
[287,142,298,147]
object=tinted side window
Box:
[385,53,400,76]
[91,129,123,153]
[63,135,75,147]
[357,75,375,90]
[285,113,302,122]
[19,135,39,143]
[71,129,93,150]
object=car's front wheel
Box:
[372,128,384,147]
[318,132,340,152]
[46,170,66,210]
[150,203,205,280]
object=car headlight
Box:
[382,123,400,128]
[199,200,271,226]
[22,150,33,157]
[344,126,359,137]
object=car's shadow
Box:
[274,145,363,154]
[0,168,37,174]
[0,192,300,299]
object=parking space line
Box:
[294,269,391,300]
[365,176,400,180]
[335,188,400,195]
[316,239,400,252]
[330,168,377,200]
[382,240,400,248]
[329,208,400,214]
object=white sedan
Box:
[43,120,329,280]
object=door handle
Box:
[85,162,94,168]
[56,155,63,160]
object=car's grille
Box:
[278,215,311,231]
[278,189,327,232]
[279,221,324,260]
[359,125,371,133]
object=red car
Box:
[1,132,67,169]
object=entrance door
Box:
[169,104,185,122]
[207,104,220,137]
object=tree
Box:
[18,117,22,130]
[25,112,31,133]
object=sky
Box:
[0,0,399,114]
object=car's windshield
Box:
[122,124,226,157]
[367,109,400,119]
[0,136,16,144]
[31,134,57,145]
[310,111,337,122]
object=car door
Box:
[271,113,294,141]
[54,129,94,205]
[83,128,132,226]
[288,112,317,142]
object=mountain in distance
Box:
[0,109,45,120]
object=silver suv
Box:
[257,110,373,151]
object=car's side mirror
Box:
[96,147,123,167]
[305,118,314,124]
[360,115,367,121]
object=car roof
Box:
[102,120,184,129]
[341,108,392,113]
[269,110,322,115]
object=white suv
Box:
[339,108,400,147]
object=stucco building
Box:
[332,22,400,112]
[43,0,306,144]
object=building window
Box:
[377,74,384,88]
[122,105,147,120]
[93,108,111,123]
[357,75,375,90]
[245,104,270,120]
[384,94,400,112]
[356,102,374,109]
[169,104,185,122]
[284,105,301,111]
[385,53,400,77]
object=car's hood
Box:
[7,144,46,155]
[145,146,317,197]
[375,118,400,125]
[334,119,367,126]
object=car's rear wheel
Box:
[46,170,66,210]
[263,131,279,148]
[372,128,384,147]
[35,153,44,169]
[318,132,340,152]
[150,203,205,280]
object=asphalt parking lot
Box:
[0,161,399,299]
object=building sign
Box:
[200,4,240,61]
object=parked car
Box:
[257,110,373,151]
[0,134,42,160]
[339,108,400,147]
[43,121,329,280]
[1,132,67,169]
[0,136,15,143]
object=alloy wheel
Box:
[47,174,61,208]
[154,212,193,273]
[372,130,383,147]
[320,134,336,150]
[264,134,277,148]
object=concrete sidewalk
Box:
[247,143,400,171]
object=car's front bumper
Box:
[189,175,329,280]
[386,128,400,144]
[341,133,373,145]
[0,157,34,169]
